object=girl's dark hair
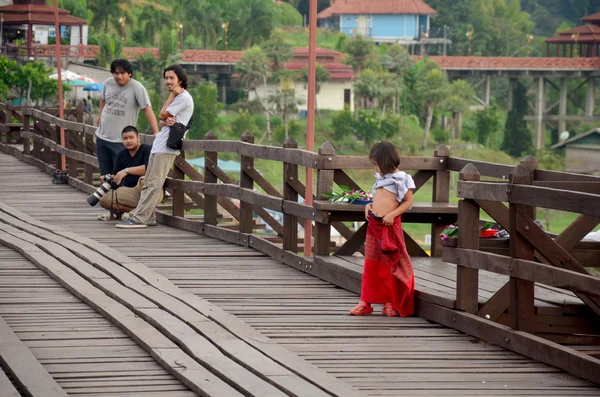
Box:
[369,141,400,175]
[110,59,133,76]
[163,64,188,89]
[122,125,139,135]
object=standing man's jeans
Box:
[129,153,176,225]
[96,137,125,176]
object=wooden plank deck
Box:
[0,152,599,396]
[0,246,196,397]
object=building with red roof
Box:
[0,0,88,55]
[249,48,355,112]
[317,0,437,44]
[546,12,600,57]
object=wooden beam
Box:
[444,248,600,299]
[417,300,600,385]
[0,315,69,397]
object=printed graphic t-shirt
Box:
[96,78,151,143]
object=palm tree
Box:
[268,79,304,139]
[138,4,172,46]
[442,80,474,141]
[354,69,382,110]
[414,67,449,149]
[97,34,123,68]
[236,46,272,142]
[300,64,334,143]
[184,1,222,49]
[89,0,130,35]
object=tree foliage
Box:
[331,108,401,148]
[188,82,223,139]
[0,57,19,100]
[502,81,534,157]
[412,60,449,148]
[474,104,502,148]
[97,34,123,68]
[88,0,130,35]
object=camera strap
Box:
[109,188,121,217]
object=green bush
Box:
[228,110,259,138]
[273,118,303,143]
[278,2,303,26]
[431,127,451,144]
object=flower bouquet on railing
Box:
[439,221,499,241]
[322,185,373,204]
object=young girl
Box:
[350,141,416,317]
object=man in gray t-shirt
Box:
[96,59,159,176]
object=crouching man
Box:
[97,126,161,220]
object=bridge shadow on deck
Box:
[1,153,599,396]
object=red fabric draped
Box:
[360,214,415,316]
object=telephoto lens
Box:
[87,175,114,206]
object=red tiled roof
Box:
[182,50,243,64]
[111,47,600,72]
[545,24,600,44]
[416,56,600,71]
[581,12,600,24]
[122,47,159,59]
[284,61,354,80]
[0,4,87,25]
[318,0,437,19]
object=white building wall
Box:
[250,80,354,113]
[68,26,88,46]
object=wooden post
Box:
[67,115,79,179]
[586,78,595,118]
[239,131,255,234]
[5,107,13,144]
[203,131,218,226]
[456,163,480,314]
[22,111,30,155]
[314,142,335,256]
[508,158,537,334]
[33,119,42,160]
[283,137,299,253]
[535,77,545,150]
[172,152,185,218]
[558,78,567,136]
[83,124,95,185]
[431,144,451,257]
[54,125,62,170]
[67,129,78,178]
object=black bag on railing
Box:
[166,118,192,150]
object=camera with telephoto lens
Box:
[87,174,115,206]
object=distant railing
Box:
[0,44,99,60]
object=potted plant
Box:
[439,221,498,246]
[322,185,373,204]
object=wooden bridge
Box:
[0,103,600,396]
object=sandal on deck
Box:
[382,303,399,317]
[350,301,373,316]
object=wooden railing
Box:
[1,103,600,384]
[0,44,99,60]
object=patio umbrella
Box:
[49,70,83,81]
[66,79,91,87]
[83,83,103,92]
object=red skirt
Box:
[360,214,415,316]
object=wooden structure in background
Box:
[551,128,600,175]
[1,102,600,389]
